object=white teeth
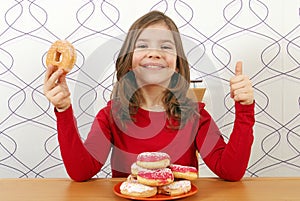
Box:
[144,65,163,69]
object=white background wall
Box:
[0,0,299,178]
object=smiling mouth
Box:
[142,65,165,69]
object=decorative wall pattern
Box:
[0,0,299,178]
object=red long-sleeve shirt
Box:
[56,101,255,182]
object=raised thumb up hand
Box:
[230,61,254,105]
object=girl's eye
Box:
[161,45,172,50]
[136,44,148,49]
[161,44,176,53]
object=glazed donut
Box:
[120,181,157,198]
[169,164,198,180]
[131,162,149,176]
[46,40,76,73]
[137,168,174,187]
[136,152,171,169]
[158,180,191,196]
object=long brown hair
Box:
[111,10,198,129]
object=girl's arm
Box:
[56,105,112,182]
[196,102,255,181]
[45,65,112,181]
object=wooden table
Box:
[0,177,299,201]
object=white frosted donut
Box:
[136,152,171,169]
[126,174,138,183]
[137,168,174,187]
[169,164,198,180]
[131,162,149,176]
[158,180,192,196]
[120,181,157,198]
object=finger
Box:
[44,65,55,83]
[230,75,251,99]
[52,89,71,110]
[235,61,243,76]
[53,90,71,104]
[230,75,246,85]
[46,85,70,104]
[44,65,59,88]
[231,79,246,91]
[44,69,64,95]
[45,65,60,80]
[58,73,67,84]
[48,69,64,86]
[233,92,254,105]
[232,84,254,104]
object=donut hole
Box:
[55,52,62,62]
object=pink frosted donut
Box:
[158,180,192,196]
[136,152,171,169]
[169,164,198,180]
[120,181,157,198]
[137,168,174,187]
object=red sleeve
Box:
[196,101,255,181]
[56,105,102,182]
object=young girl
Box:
[43,11,254,182]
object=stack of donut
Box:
[119,151,198,198]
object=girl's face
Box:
[131,22,177,88]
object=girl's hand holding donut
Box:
[230,61,254,105]
[43,65,71,112]
[43,40,76,112]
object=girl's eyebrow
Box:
[136,38,175,44]
[161,39,175,45]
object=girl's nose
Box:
[146,48,162,59]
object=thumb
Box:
[235,61,243,76]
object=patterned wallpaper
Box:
[0,0,299,178]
